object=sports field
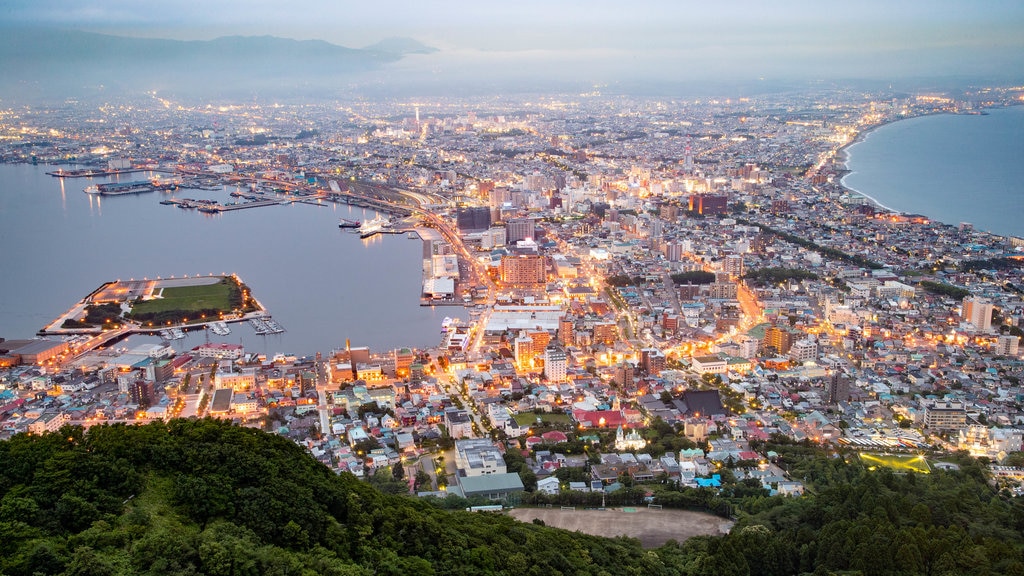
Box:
[131,281,233,316]
[859,452,931,474]
[507,507,732,548]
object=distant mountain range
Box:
[0,29,436,101]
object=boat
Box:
[338,218,361,228]
[210,321,231,336]
[358,215,390,238]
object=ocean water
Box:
[842,105,1024,238]
[0,164,457,356]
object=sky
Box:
[3,0,1024,88]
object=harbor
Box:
[248,316,286,335]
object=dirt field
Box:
[507,507,733,548]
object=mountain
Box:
[363,37,438,56]
[0,419,671,575]
[0,29,415,101]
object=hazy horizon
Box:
[2,0,1023,100]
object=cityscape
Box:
[2,2,1024,574]
[3,85,1024,494]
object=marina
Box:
[210,321,231,336]
[249,316,286,335]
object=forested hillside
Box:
[1,419,1022,575]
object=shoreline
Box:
[833,105,1022,239]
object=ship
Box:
[358,215,390,238]
[338,218,361,229]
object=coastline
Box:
[834,112,949,215]
[833,105,1023,238]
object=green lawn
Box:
[132,282,233,316]
[859,452,931,474]
[513,412,572,427]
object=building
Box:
[691,355,727,374]
[924,400,967,432]
[614,425,647,451]
[995,335,1020,356]
[688,194,728,215]
[825,372,851,405]
[640,348,666,376]
[444,408,474,439]
[763,325,796,355]
[455,438,507,477]
[29,412,70,434]
[456,206,492,233]
[193,343,244,360]
[394,348,415,378]
[789,338,818,363]
[500,254,546,285]
[457,473,524,501]
[962,297,994,332]
[505,218,535,243]
[543,346,568,382]
[724,254,744,277]
[708,281,738,300]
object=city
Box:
[2,85,1024,511]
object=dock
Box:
[249,316,286,335]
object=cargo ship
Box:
[338,218,361,229]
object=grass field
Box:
[507,508,732,548]
[513,412,572,427]
[131,282,234,316]
[859,452,931,474]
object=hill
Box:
[0,29,413,101]
[0,419,677,576]
[2,420,1023,575]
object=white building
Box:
[455,439,507,477]
[544,346,568,382]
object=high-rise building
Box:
[640,348,666,376]
[500,254,546,285]
[456,207,491,233]
[558,315,575,346]
[505,218,535,243]
[688,194,728,215]
[544,346,568,382]
[825,372,850,405]
[962,297,994,332]
[664,241,683,262]
[924,400,967,431]
[724,254,744,278]
[995,334,1020,356]
[764,325,796,355]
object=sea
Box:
[841,105,1024,239]
[0,164,458,357]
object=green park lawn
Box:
[132,282,233,316]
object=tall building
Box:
[544,346,568,382]
[724,254,745,278]
[924,400,967,431]
[764,325,796,355]
[500,254,546,285]
[995,334,1020,356]
[962,297,994,332]
[456,207,491,233]
[825,372,850,405]
[664,241,683,262]
[688,194,728,215]
[639,348,666,376]
[558,315,575,346]
[505,218,535,243]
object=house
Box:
[537,476,561,495]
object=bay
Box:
[0,164,456,356]
[842,105,1024,239]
